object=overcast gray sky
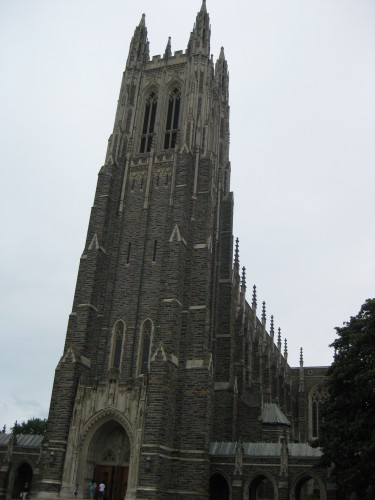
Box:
[1,0,374,431]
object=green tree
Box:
[319,298,375,499]
[13,418,47,435]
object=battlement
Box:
[147,49,187,69]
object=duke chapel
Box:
[0,2,337,500]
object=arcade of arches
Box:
[209,471,327,500]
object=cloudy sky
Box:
[1,0,374,431]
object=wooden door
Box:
[113,466,128,500]
[93,465,128,500]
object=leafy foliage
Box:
[320,299,375,499]
[13,418,47,435]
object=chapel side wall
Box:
[291,366,328,442]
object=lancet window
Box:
[111,321,125,370]
[164,87,181,150]
[139,319,153,375]
[310,383,328,439]
[140,91,158,153]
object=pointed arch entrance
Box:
[209,473,230,500]
[11,462,33,499]
[85,420,131,500]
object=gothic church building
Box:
[0,2,336,499]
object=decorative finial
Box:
[200,0,207,12]
[284,338,288,360]
[234,237,239,268]
[140,13,146,26]
[241,266,246,288]
[270,315,275,338]
[277,328,281,348]
[299,347,305,391]
[261,301,266,325]
[252,285,257,310]
[219,46,225,59]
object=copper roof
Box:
[0,434,44,447]
[210,441,322,458]
[261,403,291,426]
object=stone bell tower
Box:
[37,2,233,499]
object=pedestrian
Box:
[89,480,95,500]
[94,482,98,499]
[98,481,105,500]
[21,483,29,500]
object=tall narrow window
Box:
[152,240,157,262]
[111,321,125,370]
[164,87,181,150]
[140,91,158,153]
[139,320,153,375]
[309,383,328,439]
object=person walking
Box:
[89,480,95,500]
[98,481,105,500]
[21,483,29,500]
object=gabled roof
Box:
[262,403,290,426]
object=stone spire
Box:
[187,0,211,57]
[277,327,282,350]
[164,36,172,60]
[126,14,149,68]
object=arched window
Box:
[309,382,328,439]
[111,321,125,370]
[140,91,158,153]
[139,319,153,375]
[164,87,181,150]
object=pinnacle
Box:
[262,301,266,324]
[164,36,172,59]
[241,266,246,288]
[234,237,239,267]
[252,285,257,310]
[277,328,282,347]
